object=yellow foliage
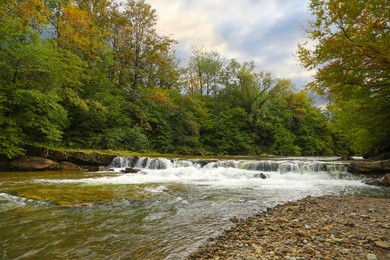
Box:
[149,90,170,104]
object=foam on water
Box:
[39,164,367,192]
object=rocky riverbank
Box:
[0,147,119,171]
[189,195,390,260]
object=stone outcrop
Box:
[50,161,83,171]
[69,151,115,166]
[27,147,116,166]
[9,157,84,171]
[349,159,390,174]
[379,174,390,186]
[10,156,57,171]
[2,147,118,172]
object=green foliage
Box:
[0,0,340,158]
[201,108,254,155]
[298,0,390,155]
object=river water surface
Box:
[0,156,388,259]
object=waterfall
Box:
[110,156,173,170]
[109,156,350,177]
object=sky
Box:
[143,0,315,88]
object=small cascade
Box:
[278,162,301,174]
[239,161,280,171]
[172,159,194,168]
[203,160,238,169]
[109,156,351,178]
[325,164,350,177]
[134,157,173,169]
[110,156,173,170]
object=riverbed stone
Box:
[189,196,390,260]
[70,151,116,165]
[10,156,56,171]
[50,161,83,171]
[374,240,390,249]
[379,174,390,186]
[349,159,390,173]
[124,167,140,174]
[366,253,377,260]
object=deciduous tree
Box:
[298,0,390,155]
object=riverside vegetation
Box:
[1,0,389,160]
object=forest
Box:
[0,0,388,159]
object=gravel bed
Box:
[189,195,390,260]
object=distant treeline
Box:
[1,0,387,158]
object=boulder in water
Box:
[363,173,390,187]
[254,173,267,179]
[349,159,390,174]
[70,152,116,165]
[50,161,83,171]
[10,156,56,171]
[123,167,140,174]
[379,174,390,186]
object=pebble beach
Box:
[189,195,390,260]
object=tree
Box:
[200,108,254,155]
[221,60,282,114]
[185,48,224,96]
[298,0,390,155]
[108,0,177,90]
[287,91,333,155]
[0,0,84,158]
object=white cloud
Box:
[143,0,314,87]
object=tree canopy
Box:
[0,0,345,158]
[298,0,390,156]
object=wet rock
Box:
[254,173,267,179]
[82,166,100,171]
[10,156,56,171]
[70,152,116,165]
[379,174,390,186]
[98,166,110,171]
[374,240,390,249]
[195,160,218,167]
[124,167,140,174]
[349,159,390,173]
[189,196,390,260]
[245,256,257,260]
[364,174,390,187]
[50,161,83,171]
[255,248,263,254]
[296,230,310,237]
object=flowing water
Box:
[0,156,388,259]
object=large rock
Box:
[123,167,140,174]
[68,152,116,166]
[10,156,56,171]
[349,159,390,174]
[379,174,390,186]
[24,146,116,166]
[50,161,83,171]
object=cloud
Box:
[144,0,313,87]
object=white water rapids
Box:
[0,156,387,259]
[99,156,359,189]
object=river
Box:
[0,156,388,259]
